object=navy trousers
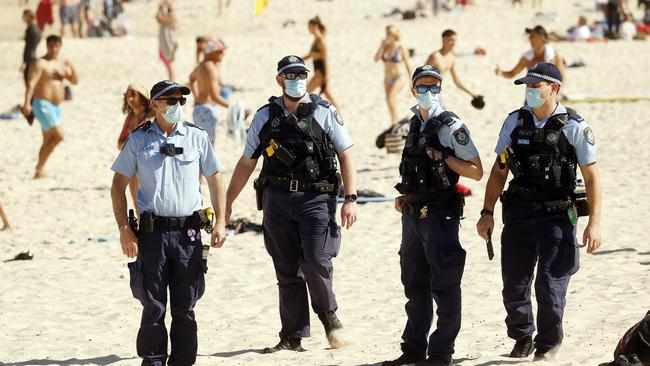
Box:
[262,187,341,340]
[400,209,466,359]
[128,228,205,366]
[501,206,580,352]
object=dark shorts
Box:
[59,4,79,24]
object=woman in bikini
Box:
[303,16,339,109]
[117,84,153,212]
[374,25,413,125]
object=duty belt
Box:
[263,175,336,193]
[140,212,197,232]
[402,199,452,215]
[500,193,572,213]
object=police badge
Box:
[288,55,298,63]
[333,110,344,126]
[271,117,280,127]
[297,119,307,130]
[584,127,595,145]
[453,128,469,145]
[545,131,558,145]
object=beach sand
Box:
[0,0,649,364]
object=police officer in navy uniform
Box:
[476,62,602,361]
[384,65,483,366]
[110,80,227,366]
[225,55,357,353]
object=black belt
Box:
[147,214,195,231]
[403,199,452,215]
[501,194,572,213]
[263,176,335,193]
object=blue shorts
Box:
[32,99,62,132]
[193,104,219,143]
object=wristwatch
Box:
[441,150,450,161]
[480,209,493,216]
[344,194,358,202]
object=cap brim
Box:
[277,65,310,75]
[514,76,545,85]
[163,86,191,95]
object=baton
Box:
[486,228,494,261]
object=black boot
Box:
[383,343,426,366]
[262,337,305,354]
[508,335,534,358]
[318,311,345,348]
[415,355,453,366]
[532,345,559,362]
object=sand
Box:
[1,0,649,365]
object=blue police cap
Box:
[277,55,310,75]
[515,62,562,86]
[412,64,443,84]
[150,80,191,100]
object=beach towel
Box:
[36,0,54,31]
[227,101,247,144]
[375,117,409,154]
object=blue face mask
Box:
[416,91,439,111]
[525,87,546,109]
[162,102,183,125]
[284,79,307,98]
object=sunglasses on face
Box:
[283,72,308,80]
[415,85,441,94]
[157,97,187,106]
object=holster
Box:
[140,211,155,233]
[505,146,524,178]
[572,190,590,217]
[128,209,138,234]
[452,191,465,218]
[192,210,210,229]
[254,177,266,211]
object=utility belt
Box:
[500,191,589,216]
[403,191,465,219]
[253,174,340,210]
[137,210,212,233]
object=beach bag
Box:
[375,118,409,154]
[600,311,650,365]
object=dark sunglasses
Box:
[283,72,308,80]
[415,85,441,94]
[157,97,187,106]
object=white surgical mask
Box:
[284,79,307,98]
[416,91,439,111]
[161,102,183,125]
[525,87,546,109]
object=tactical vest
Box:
[252,94,338,184]
[395,111,459,199]
[507,108,580,201]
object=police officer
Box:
[225,55,357,353]
[476,62,602,361]
[110,80,227,366]
[384,65,483,366]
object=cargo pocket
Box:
[128,260,145,301]
[321,220,341,258]
[432,248,467,289]
[550,237,580,277]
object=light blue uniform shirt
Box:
[410,104,480,161]
[111,120,223,217]
[495,103,598,166]
[243,95,353,159]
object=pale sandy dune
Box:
[0,0,649,365]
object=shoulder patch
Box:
[185,122,204,131]
[333,110,344,126]
[453,127,469,145]
[584,127,595,145]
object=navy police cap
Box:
[150,80,190,100]
[514,62,562,86]
[277,55,310,75]
[412,64,443,84]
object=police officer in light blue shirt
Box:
[110,80,227,366]
[225,55,358,354]
[477,63,602,361]
[384,65,483,366]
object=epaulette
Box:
[132,120,152,133]
[185,121,204,131]
[565,107,585,123]
[257,96,280,113]
[436,111,459,127]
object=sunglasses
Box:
[157,97,187,106]
[415,85,441,94]
[283,72,308,80]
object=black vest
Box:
[507,108,580,201]
[253,94,338,182]
[395,111,459,199]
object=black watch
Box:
[441,150,450,161]
[344,194,358,202]
[480,209,494,217]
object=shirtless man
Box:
[495,25,566,81]
[425,29,481,106]
[189,39,229,144]
[59,0,80,38]
[22,35,78,179]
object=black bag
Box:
[600,311,650,366]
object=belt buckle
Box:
[290,180,299,192]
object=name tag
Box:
[518,139,530,145]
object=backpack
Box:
[600,311,650,366]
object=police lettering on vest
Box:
[395,111,460,200]
[251,94,340,193]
